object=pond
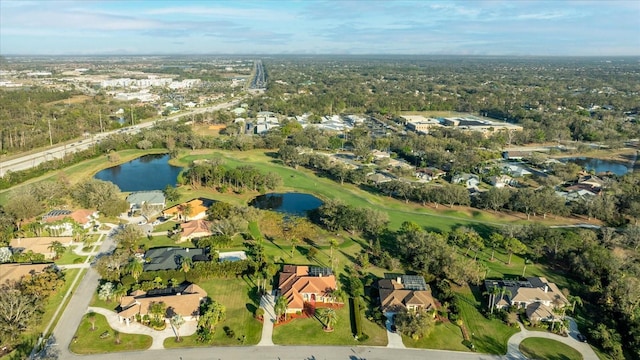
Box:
[249,192,323,216]
[94,154,182,191]
[559,157,631,176]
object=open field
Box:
[455,284,520,354]
[272,301,387,346]
[164,277,262,347]
[174,149,590,232]
[519,337,582,360]
[44,95,92,106]
[402,321,469,351]
[69,313,152,354]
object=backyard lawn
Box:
[402,321,469,351]
[519,337,582,360]
[69,313,152,354]
[455,284,520,354]
[164,277,262,347]
[272,300,387,346]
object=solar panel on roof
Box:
[308,267,332,277]
[401,275,427,291]
[45,210,71,217]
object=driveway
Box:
[384,312,405,348]
[505,321,598,360]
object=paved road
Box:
[51,236,116,359]
[0,99,242,178]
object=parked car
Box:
[137,220,147,225]
[152,220,161,226]
[577,333,587,343]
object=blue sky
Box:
[1,0,639,56]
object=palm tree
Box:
[170,314,185,342]
[113,283,128,303]
[114,330,121,344]
[48,240,66,260]
[483,286,502,314]
[329,238,339,260]
[87,310,96,331]
[318,308,338,331]
[149,301,167,323]
[180,256,193,274]
[290,237,300,258]
[126,258,143,281]
[274,296,288,323]
[568,295,583,313]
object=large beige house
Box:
[378,275,437,314]
[485,277,568,322]
[117,283,207,325]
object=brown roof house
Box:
[485,277,568,323]
[179,220,212,242]
[277,265,338,313]
[0,263,54,283]
[117,283,207,326]
[10,237,73,260]
[378,275,437,314]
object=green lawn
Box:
[402,321,469,351]
[69,313,152,354]
[519,337,582,360]
[272,301,387,346]
[54,249,87,265]
[164,277,262,347]
[455,284,520,354]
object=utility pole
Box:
[48,116,54,147]
[99,109,104,133]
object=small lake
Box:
[94,154,182,191]
[559,157,631,176]
[249,193,323,216]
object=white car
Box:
[138,220,147,225]
[152,220,161,226]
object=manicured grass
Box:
[455,284,520,355]
[519,337,582,360]
[175,150,585,232]
[54,249,87,265]
[272,301,387,346]
[89,293,119,311]
[402,321,469,351]
[164,277,262,347]
[143,234,192,249]
[69,313,152,354]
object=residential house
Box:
[117,283,207,325]
[485,277,568,322]
[452,173,481,190]
[502,163,532,178]
[490,175,516,188]
[0,263,54,283]
[143,247,209,271]
[378,275,437,314]
[415,167,445,182]
[578,175,604,189]
[367,172,393,185]
[179,220,212,242]
[126,191,166,213]
[42,209,99,231]
[163,198,212,221]
[277,265,338,313]
[9,237,73,260]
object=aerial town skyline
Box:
[1,0,639,56]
